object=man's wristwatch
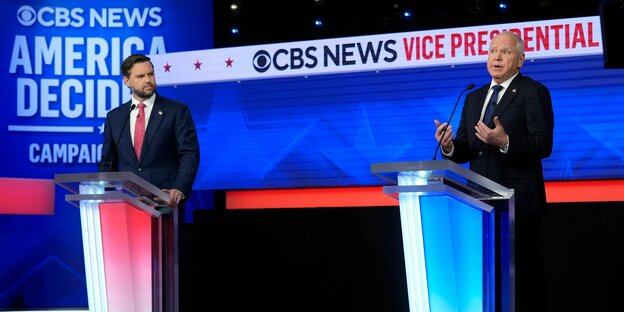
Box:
[500,135,509,153]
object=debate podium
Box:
[371,160,514,312]
[55,172,178,312]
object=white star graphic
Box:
[98,123,105,134]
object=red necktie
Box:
[134,102,146,160]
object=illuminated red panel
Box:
[99,202,153,312]
[227,180,624,209]
[0,177,55,215]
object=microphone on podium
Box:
[432,83,475,160]
[109,104,137,172]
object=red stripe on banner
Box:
[226,186,398,209]
[545,180,624,203]
[0,177,55,215]
[226,180,624,209]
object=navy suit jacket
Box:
[98,93,200,198]
[447,73,554,214]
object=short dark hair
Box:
[121,54,153,77]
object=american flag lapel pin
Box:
[158,110,163,116]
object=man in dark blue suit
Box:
[98,54,199,311]
[435,31,554,311]
[99,54,200,208]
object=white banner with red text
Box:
[150,16,602,86]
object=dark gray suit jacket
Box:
[447,73,554,215]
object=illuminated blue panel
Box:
[419,195,495,312]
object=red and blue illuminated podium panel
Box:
[372,160,515,312]
[55,172,175,312]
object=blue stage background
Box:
[159,53,624,190]
[0,0,213,308]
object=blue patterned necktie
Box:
[483,85,503,125]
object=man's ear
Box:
[517,53,525,69]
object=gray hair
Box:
[498,31,525,54]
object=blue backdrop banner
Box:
[0,0,213,308]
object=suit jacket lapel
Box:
[118,102,139,164]
[471,87,489,124]
[494,73,523,118]
[468,86,490,148]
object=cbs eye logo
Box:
[252,50,271,73]
[17,5,37,26]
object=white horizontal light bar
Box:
[8,125,94,133]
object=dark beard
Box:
[134,87,155,99]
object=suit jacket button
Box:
[138,168,142,172]
[478,151,483,156]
